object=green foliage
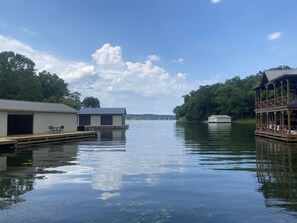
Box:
[82,96,100,108]
[0,51,101,110]
[173,73,263,122]
[174,65,292,122]
[62,92,82,110]
[0,51,42,101]
[38,70,69,102]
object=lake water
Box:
[0,120,297,223]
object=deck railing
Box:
[256,124,297,135]
[255,96,289,109]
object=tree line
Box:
[173,65,291,122]
[0,51,100,109]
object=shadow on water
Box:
[255,137,297,214]
[0,129,126,210]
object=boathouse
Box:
[78,107,127,130]
[254,69,297,142]
[0,99,77,136]
[208,115,231,123]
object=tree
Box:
[0,51,42,101]
[38,71,69,102]
[62,91,82,110]
[82,96,100,108]
[173,71,263,121]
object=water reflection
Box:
[0,143,78,209]
[78,124,184,201]
[97,129,126,142]
[176,122,256,171]
[177,122,297,217]
[256,137,297,213]
[0,128,126,209]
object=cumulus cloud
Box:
[0,35,194,113]
[147,54,160,61]
[211,0,222,4]
[177,72,186,79]
[267,32,282,40]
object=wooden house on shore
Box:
[254,69,297,142]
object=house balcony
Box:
[255,96,297,111]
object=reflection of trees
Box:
[0,177,35,209]
[176,122,255,151]
[0,150,35,209]
[256,137,297,212]
[0,143,78,210]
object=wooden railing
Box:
[255,96,290,109]
[256,124,297,135]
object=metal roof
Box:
[208,115,231,118]
[78,107,127,115]
[264,70,288,82]
[254,69,297,90]
[0,99,77,113]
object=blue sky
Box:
[1,0,297,114]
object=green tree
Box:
[62,91,82,110]
[38,71,69,102]
[173,71,263,121]
[0,51,42,101]
[82,96,100,108]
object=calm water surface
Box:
[0,120,297,223]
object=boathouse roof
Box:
[254,68,297,90]
[208,115,231,118]
[0,99,77,113]
[78,107,127,115]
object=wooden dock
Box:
[0,131,97,149]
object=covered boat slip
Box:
[0,99,98,148]
[0,99,78,137]
[254,69,297,142]
[78,107,128,130]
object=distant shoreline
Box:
[127,114,175,120]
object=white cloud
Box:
[173,58,184,64]
[0,35,224,113]
[177,72,186,79]
[211,0,222,4]
[267,32,282,40]
[147,54,160,61]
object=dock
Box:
[0,131,97,149]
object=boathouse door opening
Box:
[7,114,33,135]
[101,115,113,126]
[79,115,91,126]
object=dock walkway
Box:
[0,131,97,149]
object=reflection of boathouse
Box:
[254,69,297,141]
[255,137,297,211]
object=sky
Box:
[1,0,297,114]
